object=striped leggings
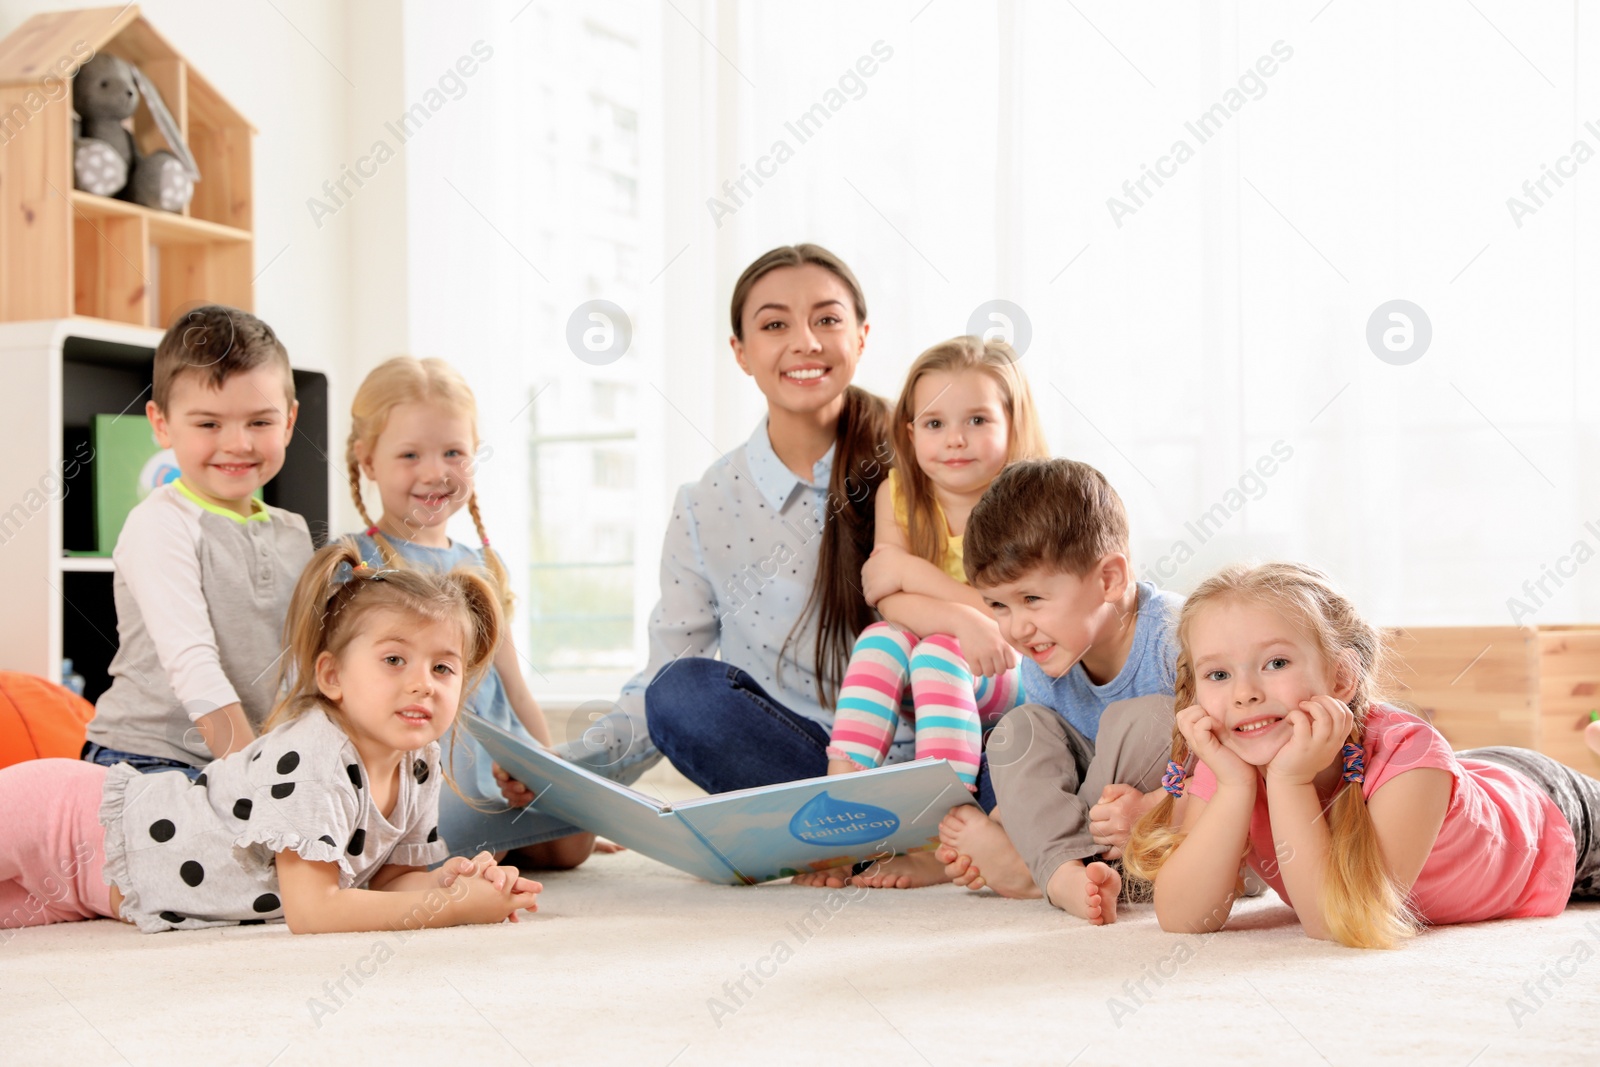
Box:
[826,621,1023,790]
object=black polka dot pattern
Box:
[114,706,447,932]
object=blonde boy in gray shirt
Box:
[83,306,313,775]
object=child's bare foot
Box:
[1044,859,1121,924]
[791,864,854,888]
[937,806,1040,899]
[851,851,949,889]
[827,757,863,777]
[936,846,985,889]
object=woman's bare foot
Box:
[851,850,949,889]
[827,757,863,777]
[791,864,854,888]
[936,806,1040,899]
[1044,859,1121,924]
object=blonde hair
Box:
[1122,561,1417,950]
[265,539,504,795]
[347,357,511,613]
[891,336,1047,572]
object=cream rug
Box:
[4,761,1598,1065]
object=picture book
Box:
[464,713,979,885]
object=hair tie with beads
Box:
[364,525,379,537]
[480,536,490,548]
[1161,760,1186,798]
[349,559,388,583]
[1340,742,1365,785]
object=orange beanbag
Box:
[0,672,96,770]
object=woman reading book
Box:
[495,244,897,810]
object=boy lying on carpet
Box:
[0,541,538,934]
[1125,561,1600,948]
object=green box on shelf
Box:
[85,414,259,556]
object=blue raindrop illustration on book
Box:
[788,791,900,846]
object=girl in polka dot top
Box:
[0,540,541,935]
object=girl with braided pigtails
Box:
[1123,561,1600,948]
[345,357,618,872]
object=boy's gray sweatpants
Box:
[986,695,1175,892]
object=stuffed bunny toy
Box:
[73,52,195,213]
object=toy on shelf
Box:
[0,4,256,326]
[73,51,199,212]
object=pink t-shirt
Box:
[1186,704,1575,924]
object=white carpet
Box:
[4,763,1599,1066]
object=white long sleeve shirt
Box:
[87,480,313,765]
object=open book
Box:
[464,714,979,885]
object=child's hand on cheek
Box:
[1265,695,1352,786]
[1176,704,1254,788]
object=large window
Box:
[520,5,655,693]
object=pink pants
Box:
[0,759,115,930]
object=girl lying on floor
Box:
[0,541,539,934]
[1125,561,1600,949]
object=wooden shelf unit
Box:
[0,5,256,328]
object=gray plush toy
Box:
[73,52,196,213]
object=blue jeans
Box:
[81,741,203,781]
[645,657,996,811]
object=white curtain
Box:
[400,0,1600,701]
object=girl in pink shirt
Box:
[1125,561,1600,949]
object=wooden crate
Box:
[1385,626,1600,774]
[0,5,254,327]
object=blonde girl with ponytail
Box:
[0,539,541,934]
[1124,562,1600,949]
[347,357,601,871]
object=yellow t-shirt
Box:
[886,467,966,583]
